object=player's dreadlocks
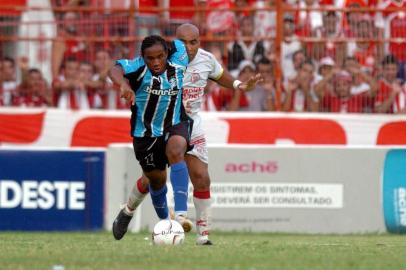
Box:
[141,35,168,57]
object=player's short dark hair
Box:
[381,54,399,67]
[141,35,168,57]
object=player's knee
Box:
[145,171,166,190]
[141,176,150,190]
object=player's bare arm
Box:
[109,65,135,105]
[215,68,263,92]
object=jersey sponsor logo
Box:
[0,180,86,210]
[169,78,178,88]
[183,87,204,100]
[145,87,179,96]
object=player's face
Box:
[178,31,200,61]
[143,44,168,75]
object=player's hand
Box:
[238,73,263,92]
[120,82,135,105]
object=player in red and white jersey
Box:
[113,24,262,245]
[375,0,406,62]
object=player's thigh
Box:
[165,120,193,154]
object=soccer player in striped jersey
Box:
[109,35,192,240]
[115,24,262,245]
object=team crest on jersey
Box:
[169,78,177,88]
[191,73,200,83]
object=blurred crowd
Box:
[1,0,406,113]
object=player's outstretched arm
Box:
[238,73,263,92]
[215,68,263,92]
[109,65,135,105]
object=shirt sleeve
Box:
[208,53,224,80]
[168,39,189,68]
[115,57,145,75]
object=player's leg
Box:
[165,121,193,232]
[185,129,212,245]
[113,137,167,240]
[186,149,213,245]
[145,169,169,220]
[125,175,149,215]
[185,115,213,245]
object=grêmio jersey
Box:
[116,39,189,137]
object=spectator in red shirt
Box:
[92,49,128,110]
[282,59,319,112]
[53,58,90,109]
[52,11,87,78]
[12,68,51,107]
[313,11,345,65]
[346,14,380,75]
[0,57,18,106]
[375,54,406,113]
[163,0,202,36]
[321,70,372,113]
[375,0,406,77]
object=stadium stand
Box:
[1,0,406,113]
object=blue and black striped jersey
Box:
[116,39,189,137]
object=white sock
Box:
[193,194,211,238]
[125,178,148,216]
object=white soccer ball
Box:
[152,219,185,246]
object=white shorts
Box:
[187,114,208,164]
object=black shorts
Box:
[133,120,193,172]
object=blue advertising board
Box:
[0,149,104,231]
[383,149,406,233]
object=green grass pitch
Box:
[1,232,406,270]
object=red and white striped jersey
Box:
[375,0,406,61]
[375,79,406,113]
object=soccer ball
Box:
[152,219,185,246]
